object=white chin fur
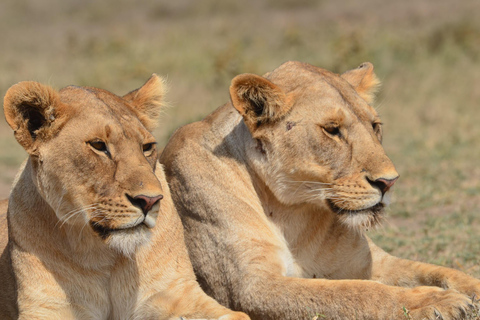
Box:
[338,209,384,232]
[106,227,152,256]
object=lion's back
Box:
[162,104,242,166]
[0,199,9,253]
[0,199,17,319]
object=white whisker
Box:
[62,205,103,234]
[55,188,67,213]
[56,203,102,228]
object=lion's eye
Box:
[372,122,383,142]
[323,125,341,137]
[143,143,156,153]
[88,140,108,154]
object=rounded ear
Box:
[341,62,380,104]
[3,81,61,153]
[229,74,291,134]
[123,74,166,132]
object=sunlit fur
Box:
[0,78,249,320]
[161,61,480,320]
[107,226,152,256]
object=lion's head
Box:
[4,75,165,255]
[229,61,398,229]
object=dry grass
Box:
[1,0,479,317]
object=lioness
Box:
[0,77,249,320]
[161,61,480,320]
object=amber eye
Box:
[143,143,156,153]
[371,122,383,143]
[89,140,108,153]
[323,125,341,137]
[88,140,111,158]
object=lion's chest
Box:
[269,209,373,280]
[68,273,142,320]
[60,271,111,318]
[55,263,142,320]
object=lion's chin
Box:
[91,223,152,256]
[106,227,152,256]
[327,200,385,231]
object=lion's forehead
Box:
[267,61,337,89]
[58,86,149,141]
[288,85,377,127]
[59,86,134,116]
[269,62,378,123]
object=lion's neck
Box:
[254,177,338,241]
[250,170,370,279]
[8,159,117,269]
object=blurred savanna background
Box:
[1,0,479,284]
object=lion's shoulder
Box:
[162,104,242,163]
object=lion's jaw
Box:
[249,155,392,231]
[234,61,398,231]
[33,183,158,259]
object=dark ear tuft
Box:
[19,103,46,139]
[3,81,60,153]
[230,74,291,133]
[123,74,166,132]
[341,62,380,104]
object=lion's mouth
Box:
[89,210,158,239]
[327,200,385,216]
[90,221,147,239]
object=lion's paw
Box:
[452,279,480,301]
[402,286,473,320]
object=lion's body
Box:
[0,79,248,320]
[161,61,480,320]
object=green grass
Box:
[1,0,480,317]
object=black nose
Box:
[367,177,399,196]
[127,194,163,215]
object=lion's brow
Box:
[320,74,372,122]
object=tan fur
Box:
[122,74,166,132]
[341,62,380,104]
[161,61,480,320]
[0,78,249,320]
[229,74,292,133]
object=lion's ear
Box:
[123,74,166,132]
[230,74,291,134]
[3,81,61,154]
[341,62,380,104]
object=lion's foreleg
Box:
[229,274,472,320]
[143,281,249,320]
[368,238,480,298]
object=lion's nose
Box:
[368,176,399,196]
[127,194,163,215]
